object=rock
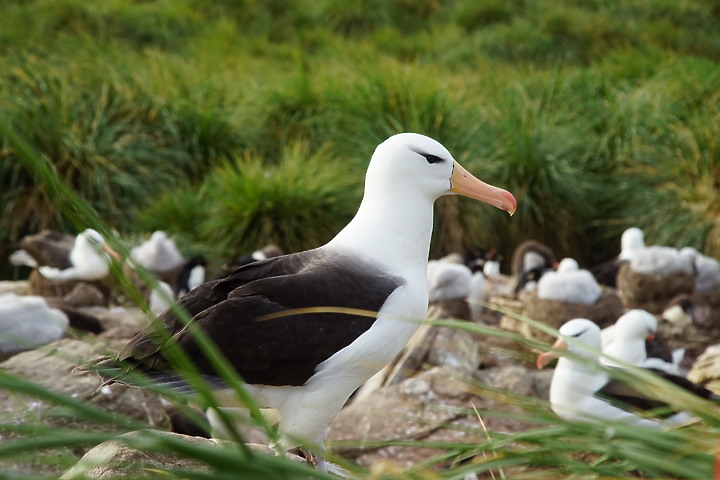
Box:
[92,306,153,345]
[62,283,107,308]
[327,364,551,469]
[352,302,483,402]
[20,229,75,268]
[0,338,170,478]
[60,431,307,480]
[501,287,624,345]
[0,280,30,296]
[616,263,696,313]
[688,344,720,395]
[0,338,168,426]
[28,268,77,298]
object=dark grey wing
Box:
[595,366,717,418]
[595,376,669,413]
[644,368,717,400]
[644,332,674,364]
[110,249,404,388]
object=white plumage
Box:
[602,309,683,376]
[0,293,69,353]
[427,260,472,301]
[148,281,176,315]
[468,271,487,319]
[680,247,720,292]
[537,258,602,305]
[130,231,185,273]
[602,310,655,366]
[38,229,117,281]
[9,249,38,268]
[538,319,679,428]
[619,227,694,276]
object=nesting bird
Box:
[620,227,694,276]
[615,228,697,313]
[129,231,185,281]
[510,240,557,293]
[38,229,120,282]
[537,258,602,306]
[90,133,516,469]
[427,260,473,302]
[0,293,69,356]
[680,247,720,293]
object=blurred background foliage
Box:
[1,0,719,279]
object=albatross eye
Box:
[423,154,444,164]
[570,329,587,338]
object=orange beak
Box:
[103,244,122,262]
[450,161,517,215]
[536,338,568,369]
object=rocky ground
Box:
[1,275,719,478]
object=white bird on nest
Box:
[130,230,185,274]
[38,229,120,282]
[427,260,473,302]
[89,133,516,471]
[619,227,694,276]
[537,258,602,305]
[0,293,69,354]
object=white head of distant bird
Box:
[602,309,657,367]
[556,258,579,273]
[619,227,645,261]
[483,260,501,276]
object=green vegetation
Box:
[1,0,719,277]
[1,1,719,476]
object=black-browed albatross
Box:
[537,318,717,429]
[93,133,517,468]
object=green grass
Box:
[2,0,719,276]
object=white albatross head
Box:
[537,318,601,368]
[364,133,517,213]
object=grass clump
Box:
[200,141,359,258]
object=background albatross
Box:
[92,133,516,469]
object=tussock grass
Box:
[200,141,359,257]
[2,0,720,275]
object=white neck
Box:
[552,357,607,401]
[325,190,436,275]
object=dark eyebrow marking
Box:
[569,328,588,338]
[411,148,446,164]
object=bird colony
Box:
[2,134,720,477]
